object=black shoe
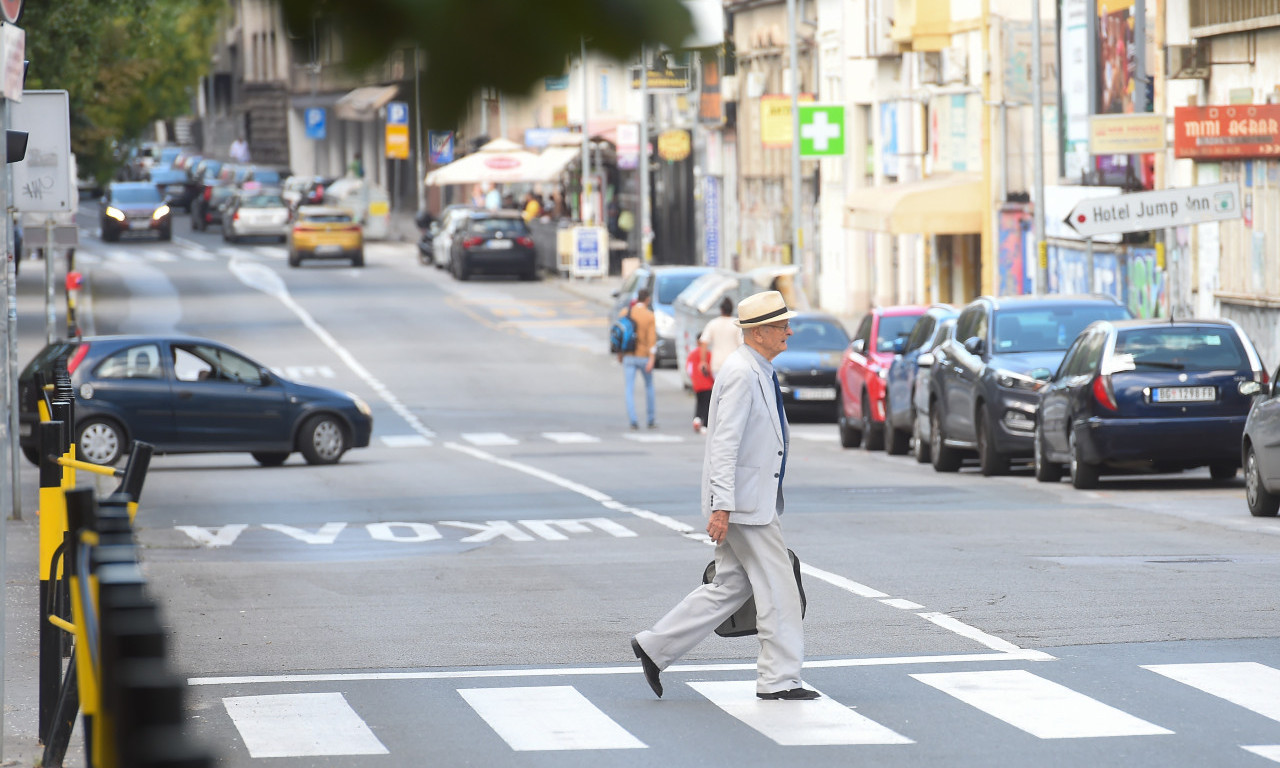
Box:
[630,422,639,431]
[647,422,658,429]
[631,638,662,698]
[757,687,820,701]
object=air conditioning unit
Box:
[1167,43,1209,80]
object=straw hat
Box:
[736,290,797,328]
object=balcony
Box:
[1191,0,1280,36]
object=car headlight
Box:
[152,204,171,220]
[995,369,1044,392]
[105,206,125,222]
[352,395,372,417]
[655,311,675,337]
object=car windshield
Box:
[995,305,1130,353]
[112,186,162,204]
[150,171,185,184]
[656,273,703,305]
[876,315,919,352]
[788,318,850,351]
[252,170,281,185]
[1113,327,1248,372]
[469,217,527,234]
[241,194,285,208]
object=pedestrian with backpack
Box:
[618,288,658,430]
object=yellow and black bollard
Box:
[36,418,68,740]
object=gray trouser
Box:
[635,517,804,694]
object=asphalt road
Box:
[10,203,1280,767]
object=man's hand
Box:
[707,510,729,543]
[645,356,655,373]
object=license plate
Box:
[793,386,836,401]
[487,239,512,249]
[129,219,151,230]
[1152,386,1215,403]
[315,244,342,255]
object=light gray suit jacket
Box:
[701,345,787,525]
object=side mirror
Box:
[850,338,866,355]
[892,337,907,355]
[917,352,935,368]
[1240,380,1268,397]
[1030,367,1053,382]
[963,336,985,356]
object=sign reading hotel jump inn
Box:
[1174,104,1280,160]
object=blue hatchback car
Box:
[1034,319,1265,489]
[18,335,373,467]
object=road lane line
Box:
[461,432,520,446]
[188,650,1056,686]
[459,686,646,751]
[917,612,1023,653]
[689,681,913,745]
[911,670,1173,739]
[1243,746,1280,763]
[543,432,601,444]
[1144,662,1280,723]
[222,692,388,757]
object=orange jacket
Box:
[622,301,657,358]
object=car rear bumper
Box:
[462,248,536,273]
[1075,415,1246,464]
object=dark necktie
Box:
[772,371,788,485]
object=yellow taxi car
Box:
[287,205,364,267]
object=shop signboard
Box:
[1174,105,1280,160]
[798,105,844,157]
[1088,113,1166,154]
[761,93,814,149]
[572,226,608,278]
[703,176,720,267]
[616,123,639,170]
[1064,182,1241,238]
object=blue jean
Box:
[623,355,655,426]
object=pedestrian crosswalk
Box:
[74,242,286,265]
[206,661,1280,760]
[381,424,839,450]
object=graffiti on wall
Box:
[1048,245,1119,299]
[1126,248,1165,318]
[997,207,1032,296]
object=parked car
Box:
[883,305,958,455]
[449,210,537,281]
[242,166,284,188]
[1243,363,1280,516]
[836,305,927,450]
[610,265,713,367]
[927,294,1131,475]
[100,182,172,242]
[288,205,364,267]
[672,266,805,388]
[223,188,291,243]
[1034,319,1264,490]
[148,167,194,212]
[430,205,478,270]
[282,175,331,209]
[773,312,851,421]
[17,335,372,466]
[911,317,957,464]
[191,181,236,231]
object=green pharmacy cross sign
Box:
[798,105,845,157]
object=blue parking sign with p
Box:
[387,101,409,126]
[306,108,326,140]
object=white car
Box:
[431,206,478,271]
[223,189,290,243]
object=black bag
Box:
[702,549,806,638]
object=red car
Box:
[838,305,927,450]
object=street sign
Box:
[11,90,72,213]
[0,0,22,24]
[798,104,845,157]
[386,100,409,126]
[571,226,608,278]
[305,108,326,140]
[385,124,409,159]
[1064,182,1242,238]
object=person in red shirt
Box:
[687,343,714,433]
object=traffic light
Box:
[6,129,25,162]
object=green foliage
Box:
[277,0,695,125]
[21,0,222,184]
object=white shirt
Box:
[700,315,745,376]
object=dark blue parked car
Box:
[773,311,850,421]
[1034,319,1264,489]
[883,304,956,455]
[18,335,373,467]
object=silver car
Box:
[223,188,290,243]
[432,205,479,271]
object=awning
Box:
[425,138,542,186]
[334,85,399,121]
[844,173,984,235]
[525,146,580,182]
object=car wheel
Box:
[77,418,126,466]
[930,408,961,472]
[252,451,290,467]
[1033,423,1064,483]
[975,405,1009,476]
[1246,445,1280,517]
[288,250,301,268]
[351,250,365,267]
[22,445,41,467]
[159,227,172,242]
[102,228,119,243]
[861,393,884,451]
[884,397,910,455]
[1069,430,1100,490]
[837,394,861,449]
[1209,460,1237,481]
[912,410,931,464]
[298,414,348,465]
[455,254,470,281]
